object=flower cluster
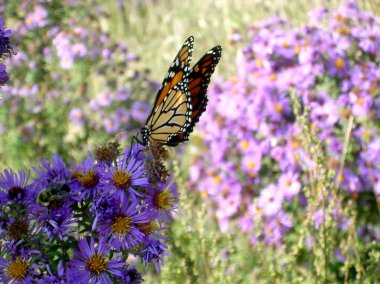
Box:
[0,1,158,168]
[191,1,380,246]
[0,16,12,88]
[0,141,178,283]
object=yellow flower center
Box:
[70,170,83,180]
[240,140,249,149]
[275,104,283,113]
[256,59,263,68]
[111,216,133,236]
[137,222,157,235]
[5,257,29,281]
[229,77,238,83]
[290,137,300,149]
[369,85,378,96]
[294,44,301,54]
[154,189,174,210]
[248,161,255,169]
[86,254,108,276]
[357,97,364,105]
[335,58,345,69]
[285,179,292,187]
[78,169,99,188]
[213,176,222,185]
[200,191,208,198]
[113,169,132,189]
[337,174,344,182]
[361,130,371,140]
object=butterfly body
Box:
[140,36,222,147]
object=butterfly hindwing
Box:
[185,45,223,137]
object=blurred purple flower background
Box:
[191,1,380,246]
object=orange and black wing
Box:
[166,45,222,146]
[187,45,222,134]
[141,36,194,146]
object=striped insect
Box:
[139,36,222,147]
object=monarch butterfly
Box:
[139,36,222,147]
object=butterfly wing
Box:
[165,45,222,146]
[187,45,223,133]
[141,36,194,146]
[146,82,192,145]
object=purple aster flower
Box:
[33,154,71,186]
[356,25,380,54]
[257,184,283,217]
[97,199,150,250]
[114,88,130,102]
[0,169,32,205]
[69,108,86,125]
[102,147,148,203]
[118,267,144,284]
[262,211,292,246]
[32,206,77,240]
[313,209,326,229]
[67,238,124,284]
[241,151,262,176]
[115,107,130,126]
[216,89,245,120]
[217,217,230,233]
[0,16,12,58]
[60,52,75,69]
[71,43,87,58]
[36,260,66,284]
[0,239,24,255]
[0,255,39,284]
[265,93,291,122]
[103,115,120,133]
[25,5,48,29]
[349,64,375,92]
[278,171,301,200]
[349,91,372,118]
[360,137,380,164]
[0,64,9,86]
[327,56,349,78]
[215,192,241,220]
[140,238,170,273]
[96,91,114,107]
[145,179,179,224]
[337,168,362,193]
[271,33,297,60]
[69,153,106,200]
[130,101,150,122]
[310,97,339,128]
[238,213,254,233]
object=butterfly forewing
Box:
[145,36,194,125]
